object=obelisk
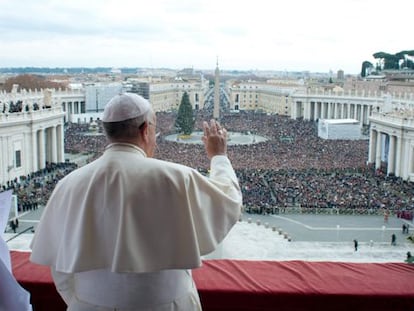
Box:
[213,58,220,120]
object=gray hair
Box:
[103,109,154,140]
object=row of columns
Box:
[0,125,63,185]
[1,127,61,185]
[63,101,84,122]
[304,101,371,126]
[368,129,402,176]
[31,125,64,172]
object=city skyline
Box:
[0,0,412,75]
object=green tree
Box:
[396,50,414,69]
[370,50,414,72]
[373,52,400,70]
[361,61,373,77]
[175,92,194,135]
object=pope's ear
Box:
[139,121,148,134]
[140,122,151,140]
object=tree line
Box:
[361,50,414,77]
[0,74,68,92]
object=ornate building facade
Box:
[0,89,65,184]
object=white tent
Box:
[318,119,361,140]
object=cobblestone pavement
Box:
[6,206,413,245]
[4,207,414,263]
[241,213,413,243]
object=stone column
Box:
[38,129,46,170]
[368,129,377,164]
[375,131,382,169]
[291,100,297,119]
[311,102,315,120]
[387,135,395,175]
[316,102,320,120]
[32,130,38,172]
[64,102,70,122]
[51,126,57,163]
[401,138,410,180]
[305,101,311,120]
[362,105,369,125]
[302,101,308,119]
[68,102,73,122]
[58,124,65,162]
[395,136,402,177]
[327,102,332,119]
[306,101,312,120]
[353,104,358,120]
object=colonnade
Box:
[0,104,65,185]
[368,114,414,181]
[293,99,373,126]
[30,125,65,172]
[62,101,85,122]
[0,124,64,185]
[305,101,371,125]
[368,129,402,175]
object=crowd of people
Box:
[1,162,78,213]
[2,110,414,217]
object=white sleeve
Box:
[209,155,242,201]
[51,267,74,306]
[188,155,243,255]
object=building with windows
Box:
[226,79,305,114]
[125,77,209,112]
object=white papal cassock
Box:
[30,143,242,310]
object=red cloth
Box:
[193,259,414,311]
[11,251,66,310]
[11,251,414,311]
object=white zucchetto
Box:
[102,93,151,123]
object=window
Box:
[15,150,21,168]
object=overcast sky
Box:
[0,0,412,74]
